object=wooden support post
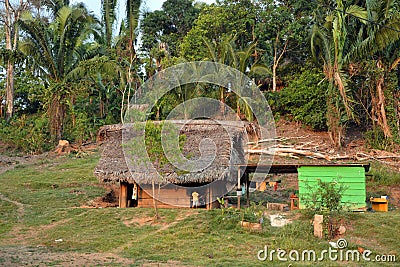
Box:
[314,214,324,238]
[237,167,241,209]
[246,172,250,207]
[207,186,212,210]
[119,182,128,208]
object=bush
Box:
[301,179,349,240]
[364,127,394,151]
[302,179,347,214]
[271,68,329,130]
[367,162,400,186]
[0,115,52,153]
[63,112,102,144]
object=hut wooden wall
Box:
[119,182,219,209]
[138,187,190,208]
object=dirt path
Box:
[113,210,198,254]
[0,193,25,221]
[0,154,45,175]
[0,246,136,266]
[0,154,46,221]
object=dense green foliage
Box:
[271,67,329,131]
[0,0,399,152]
[302,179,347,213]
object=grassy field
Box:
[0,153,399,266]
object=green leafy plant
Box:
[240,201,266,224]
[302,179,349,239]
[0,115,52,153]
[364,128,394,151]
[302,179,347,214]
[272,67,329,130]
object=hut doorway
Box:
[119,182,138,208]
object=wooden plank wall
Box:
[138,187,191,208]
[119,183,219,209]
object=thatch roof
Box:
[94,120,249,185]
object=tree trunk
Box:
[272,63,277,92]
[272,36,288,92]
[5,60,14,121]
[393,63,400,138]
[236,100,241,118]
[395,90,400,138]
[327,105,343,148]
[0,95,3,118]
[49,96,66,141]
[394,65,400,138]
[4,0,13,121]
[326,83,343,148]
[376,74,392,138]
[220,87,225,115]
[389,62,400,138]
[3,0,27,121]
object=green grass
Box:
[367,162,400,186]
[0,153,399,266]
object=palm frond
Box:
[101,0,117,48]
[345,5,367,23]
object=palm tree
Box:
[96,0,142,123]
[345,0,400,139]
[203,35,237,115]
[124,0,141,57]
[18,2,97,140]
[234,42,270,121]
[101,0,118,49]
[311,0,367,147]
[204,35,269,120]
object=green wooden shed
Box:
[298,165,369,211]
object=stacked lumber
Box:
[246,136,400,169]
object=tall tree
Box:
[0,0,29,120]
[345,0,400,139]
[180,0,255,61]
[203,34,236,114]
[141,0,200,58]
[311,0,367,147]
[101,0,117,49]
[19,2,97,140]
[118,0,142,123]
[123,0,141,58]
[255,0,315,92]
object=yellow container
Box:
[370,198,388,212]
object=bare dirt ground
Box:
[0,246,137,267]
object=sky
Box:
[70,0,216,49]
[72,0,216,17]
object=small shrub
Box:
[364,127,393,151]
[301,179,349,239]
[240,201,266,223]
[302,179,347,214]
[212,208,241,230]
[0,115,52,153]
[367,162,400,186]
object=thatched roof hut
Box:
[94,120,248,186]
